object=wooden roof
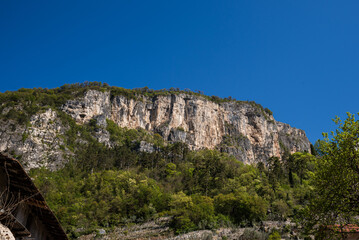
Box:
[0,153,68,240]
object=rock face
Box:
[0,89,310,169]
[0,108,68,170]
[62,90,311,164]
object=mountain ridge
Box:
[0,83,311,170]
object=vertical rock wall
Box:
[63,90,311,164]
[0,89,311,169]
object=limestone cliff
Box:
[0,88,311,169]
[62,90,310,164]
[0,108,68,170]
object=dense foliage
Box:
[29,120,315,238]
[301,113,359,239]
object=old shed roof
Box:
[0,153,68,240]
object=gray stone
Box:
[62,90,311,164]
[0,89,311,171]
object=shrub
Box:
[268,230,281,240]
[239,228,267,240]
[264,107,273,116]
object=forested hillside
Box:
[30,136,315,238]
[2,82,353,239]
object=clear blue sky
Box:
[1,1,359,143]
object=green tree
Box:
[214,192,267,225]
[303,113,359,238]
[267,156,284,189]
[290,152,316,185]
[268,230,281,240]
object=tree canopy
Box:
[303,113,359,238]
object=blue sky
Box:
[1,0,359,143]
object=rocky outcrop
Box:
[63,90,311,164]
[0,89,310,169]
[0,108,68,170]
[79,218,299,240]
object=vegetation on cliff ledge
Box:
[0,82,272,126]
